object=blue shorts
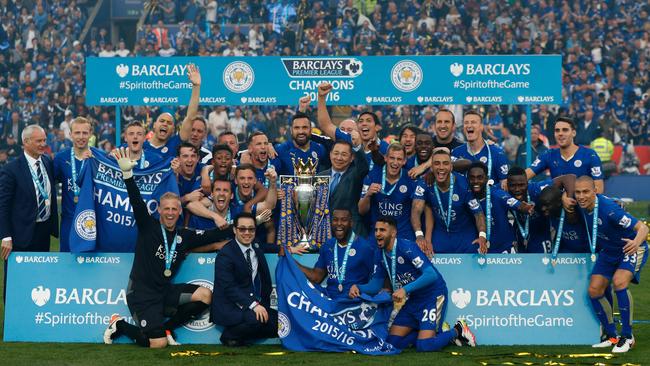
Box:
[591,242,648,284]
[392,289,448,332]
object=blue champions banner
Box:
[4,254,598,345]
[85,56,561,106]
[69,150,177,252]
[276,251,398,355]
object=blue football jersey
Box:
[274,140,328,176]
[579,195,640,255]
[530,146,603,180]
[478,187,519,253]
[513,180,553,253]
[143,134,182,161]
[452,143,509,182]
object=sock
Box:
[386,332,417,349]
[615,288,633,337]
[604,285,614,315]
[164,301,208,330]
[116,320,150,347]
[590,296,617,337]
[415,331,456,352]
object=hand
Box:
[239,150,252,164]
[408,164,428,179]
[253,304,269,323]
[348,284,360,299]
[367,139,379,153]
[1,238,12,260]
[318,82,333,97]
[264,166,278,183]
[500,180,508,191]
[184,188,203,203]
[392,288,407,303]
[80,149,93,159]
[473,237,488,254]
[213,214,229,229]
[298,95,311,112]
[622,238,640,256]
[350,130,361,147]
[277,189,286,201]
[366,183,381,197]
[288,245,309,255]
[111,147,136,179]
[256,209,273,225]
[187,63,201,86]
[519,201,535,215]
[170,157,180,174]
[562,192,576,213]
[267,144,278,159]
[416,236,433,257]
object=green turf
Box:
[1,203,649,365]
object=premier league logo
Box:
[391,60,423,92]
[223,61,255,93]
[331,302,379,330]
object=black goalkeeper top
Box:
[125,177,231,295]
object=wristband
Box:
[415,230,424,238]
[478,231,487,239]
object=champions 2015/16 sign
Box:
[5,253,598,345]
[86,55,561,106]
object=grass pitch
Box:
[1,202,648,365]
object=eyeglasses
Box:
[236,227,256,233]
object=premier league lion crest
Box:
[331,302,379,331]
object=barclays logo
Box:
[451,288,471,309]
[449,63,463,77]
[31,285,51,307]
[115,64,129,78]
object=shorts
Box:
[591,242,648,284]
[392,290,448,332]
[127,283,199,339]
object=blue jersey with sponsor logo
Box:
[274,140,328,176]
[513,180,553,253]
[254,159,281,187]
[546,214,590,253]
[143,134,182,161]
[362,166,416,240]
[370,238,446,302]
[314,235,376,300]
[478,187,519,253]
[54,148,91,219]
[530,146,603,180]
[413,172,482,253]
[177,163,204,197]
[188,201,253,230]
[404,155,430,173]
[452,143,509,182]
[578,195,640,255]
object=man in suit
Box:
[211,212,277,346]
[0,124,58,300]
[575,108,602,146]
[322,139,369,236]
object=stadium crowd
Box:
[0,0,649,171]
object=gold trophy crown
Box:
[292,157,318,177]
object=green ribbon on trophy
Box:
[277,158,332,251]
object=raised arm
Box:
[256,168,277,212]
[179,63,202,142]
[113,147,148,228]
[316,82,338,140]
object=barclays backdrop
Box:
[5,253,597,345]
[85,56,561,106]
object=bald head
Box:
[575,175,597,210]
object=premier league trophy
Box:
[277,157,331,251]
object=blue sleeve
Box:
[589,151,604,180]
[465,192,482,215]
[403,265,438,294]
[494,147,509,181]
[335,128,352,144]
[451,146,464,162]
[529,150,549,174]
[495,188,520,209]
[412,179,427,201]
[314,242,329,270]
[606,200,638,230]
[357,271,385,296]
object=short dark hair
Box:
[436,108,456,123]
[212,143,233,156]
[177,141,198,157]
[192,115,207,128]
[376,216,397,228]
[468,161,488,176]
[464,110,483,120]
[218,131,238,142]
[555,116,576,130]
[358,111,380,125]
[247,131,267,144]
[332,139,353,153]
[234,212,256,227]
[387,142,406,156]
[507,166,527,179]
[398,124,421,140]
[125,120,145,131]
[291,112,311,125]
[211,179,232,192]
[235,163,256,176]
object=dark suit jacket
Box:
[576,120,602,146]
[321,147,369,236]
[211,240,272,327]
[0,153,59,250]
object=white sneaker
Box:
[592,336,618,348]
[103,314,123,344]
[456,319,476,347]
[612,336,634,353]
[166,330,182,346]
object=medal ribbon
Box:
[551,209,566,261]
[28,159,49,200]
[333,231,355,289]
[514,193,530,241]
[382,239,399,290]
[486,185,492,242]
[139,150,146,169]
[70,148,85,199]
[160,224,178,274]
[381,166,401,195]
[582,195,599,259]
[434,174,454,232]
[467,139,493,179]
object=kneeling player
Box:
[575,176,649,353]
[103,148,232,348]
[350,217,476,351]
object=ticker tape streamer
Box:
[448,351,640,366]
[171,350,290,357]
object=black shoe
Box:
[221,338,246,347]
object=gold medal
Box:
[338,284,343,292]
[44,199,50,206]
[591,254,597,262]
[551,258,557,267]
[164,269,172,277]
[74,196,78,203]
[393,297,406,312]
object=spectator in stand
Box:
[229,107,247,143]
[501,127,521,166]
[576,109,602,146]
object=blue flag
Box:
[276,251,399,355]
[69,149,178,253]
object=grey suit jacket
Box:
[321,147,369,236]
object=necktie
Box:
[35,161,48,221]
[330,172,341,194]
[245,248,253,275]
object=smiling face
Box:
[463,113,483,143]
[233,216,256,245]
[507,174,528,201]
[70,120,91,150]
[575,179,596,210]
[435,110,455,141]
[415,133,433,162]
[374,221,396,250]
[211,180,232,212]
[431,152,452,184]
[212,150,234,177]
[189,119,207,148]
[235,168,256,197]
[178,146,198,177]
[331,209,352,242]
[125,125,145,153]
[399,129,416,156]
[153,113,174,142]
[330,142,353,172]
[158,196,181,230]
[357,113,378,142]
[385,147,406,177]
[554,121,576,149]
[291,117,311,147]
[249,134,269,164]
[23,127,47,158]
[468,166,487,195]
